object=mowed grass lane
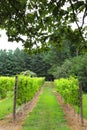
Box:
[0,97,13,119]
[83,94,87,119]
[74,94,87,119]
[23,82,71,130]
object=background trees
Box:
[0,48,51,78]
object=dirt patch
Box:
[55,92,87,130]
[0,83,45,130]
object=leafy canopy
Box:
[0,0,87,52]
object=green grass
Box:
[83,94,87,119]
[74,93,87,119]
[23,82,71,130]
[0,97,13,119]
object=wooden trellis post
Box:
[13,75,18,121]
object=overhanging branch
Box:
[69,0,85,43]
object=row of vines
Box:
[0,76,45,105]
[54,77,80,106]
[54,76,85,125]
[0,76,15,99]
[17,76,45,105]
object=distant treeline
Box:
[0,48,50,77]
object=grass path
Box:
[74,94,87,119]
[23,82,71,130]
[0,98,13,119]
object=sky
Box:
[0,30,23,50]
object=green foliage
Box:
[0,48,26,76]
[0,49,51,78]
[54,55,87,92]
[31,54,51,77]
[0,0,87,52]
[17,76,45,105]
[54,77,79,106]
[0,76,14,99]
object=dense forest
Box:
[0,48,50,77]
